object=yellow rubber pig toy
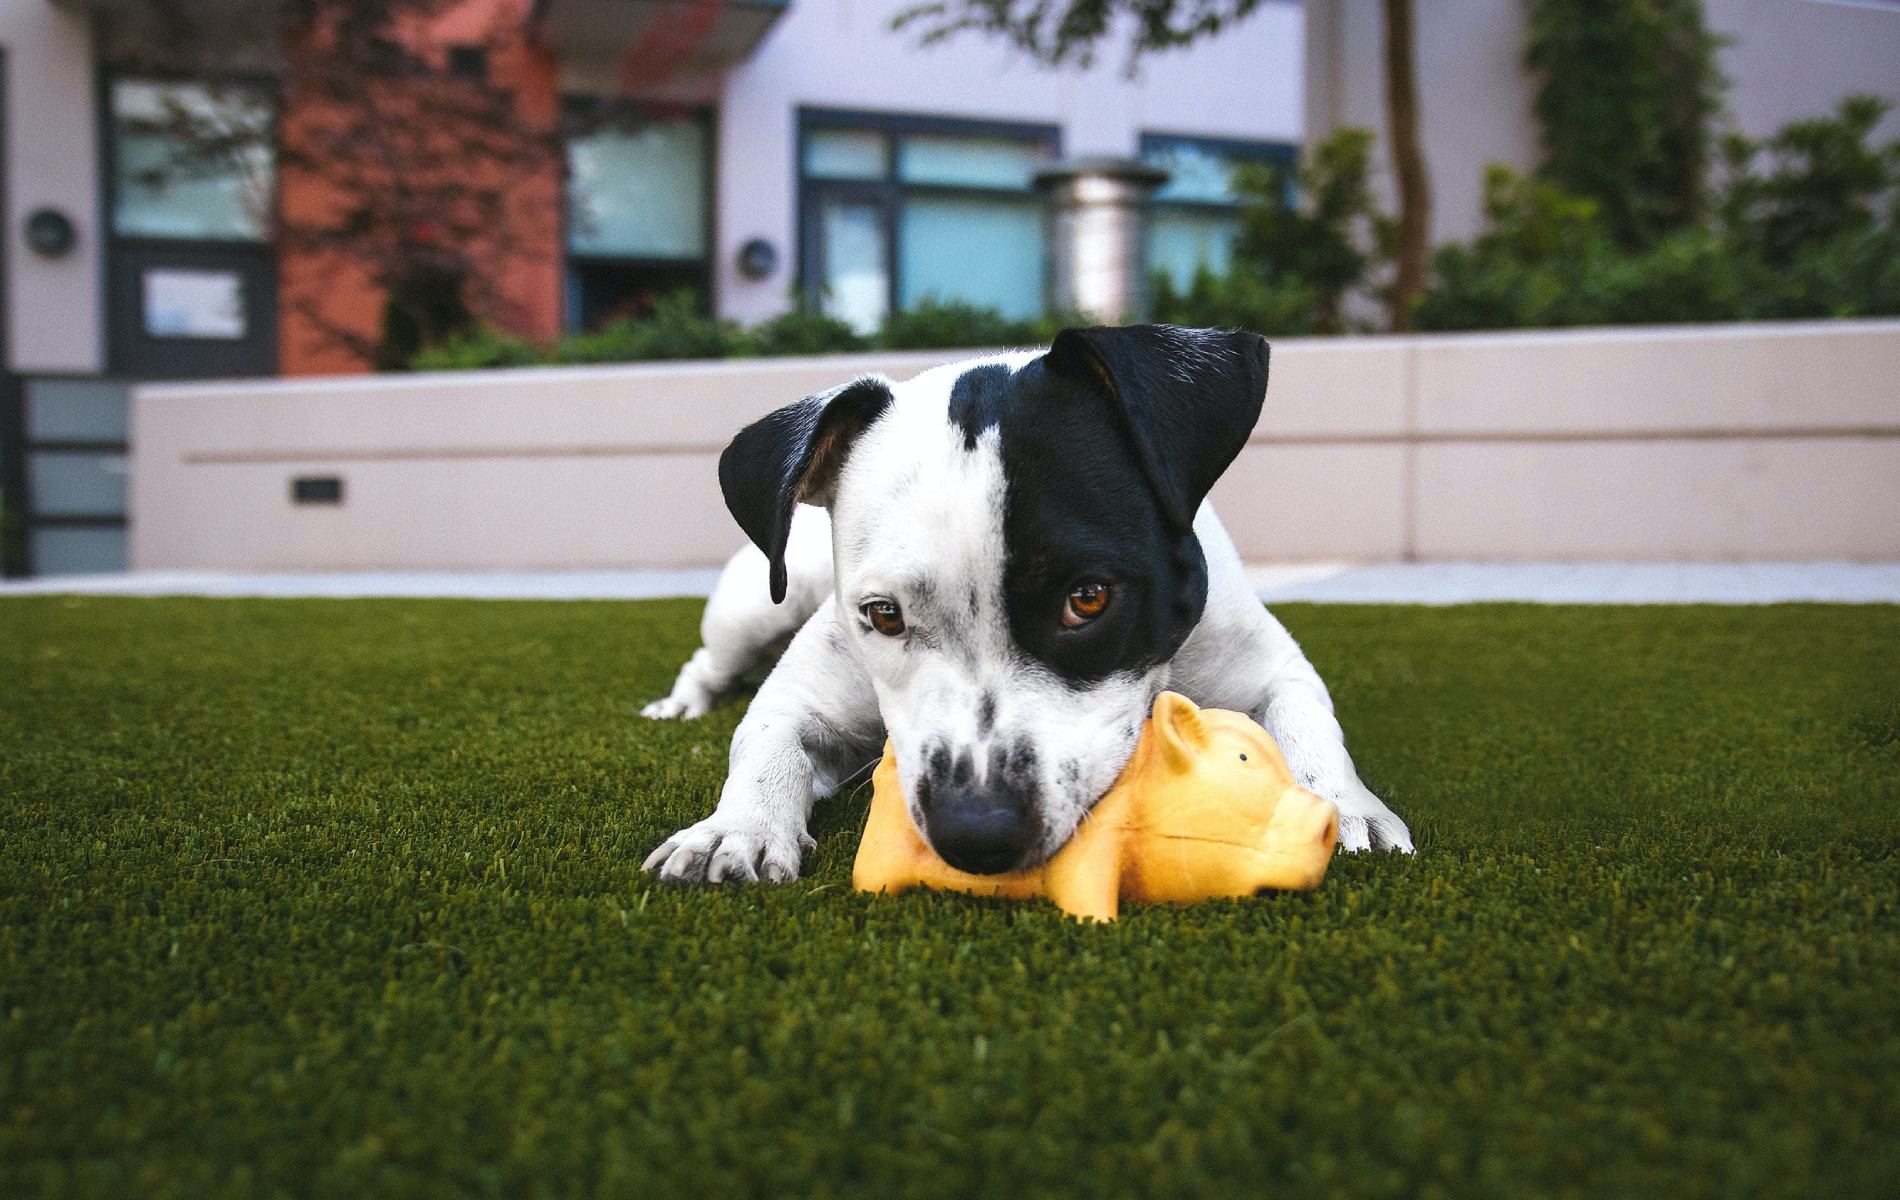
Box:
[853,691,1339,922]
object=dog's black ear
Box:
[1046,325,1269,532]
[719,376,893,603]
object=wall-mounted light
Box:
[24,208,77,259]
[737,238,778,281]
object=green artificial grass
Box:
[3,597,1898,1198]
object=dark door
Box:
[107,238,278,379]
[105,75,279,380]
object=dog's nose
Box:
[923,785,1039,875]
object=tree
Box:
[1524,0,1726,249]
[1381,0,1429,329]
[896,0,1432,331]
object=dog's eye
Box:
[1062,581,1112,628]
[862,600,906,637]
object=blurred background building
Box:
[1,0,1308,573]
[2,0,1897,577]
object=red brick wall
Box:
[276,0,562,375]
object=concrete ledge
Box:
[9,563,1898,605]
[131,319,1900,571]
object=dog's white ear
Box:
[719,376,893,603]
[1045,325,1268,534]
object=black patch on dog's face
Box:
[945,327,1268,687]
[983,357,1207,683]
[947,363,1016,452]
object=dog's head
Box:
[720,325,1268,874]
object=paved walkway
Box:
[5,563,1899,604]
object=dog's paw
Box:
[641,694,710,721]
[1330,785,1414,854]
[640,816,814,884]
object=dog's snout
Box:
[918,742,1042,875]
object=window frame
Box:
[1,375,134,577]
[560,99,718,330]
[103,70,280,248]
[99,68,283,378]
[796,107,1062,323]
[1138,131,1299,290]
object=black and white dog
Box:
[642,325,1412,884]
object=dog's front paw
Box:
[1330,784,1414,854]
[641,694,711,721]
[641,816,814,884]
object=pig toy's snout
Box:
[1255,786,1341,888]
[1307,794,1340,853]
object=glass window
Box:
[25,380,131,443]
[819,197,890,335]
[31,527,127,576]
[112,79,274,241]
[143,268,248,339]
[802,114,1056,331]
[1146,141,1246,204]
[567,117,708,259]
[899,135,1045,190]
[1140,135,1295,292]
[29,451,129,520]
[900,198,1045,319]
[1149,211,1241,293]
[805,130,888,181]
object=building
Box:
[6,0,1898,579]
[1,0,1304,575]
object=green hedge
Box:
[411,296,1089,371]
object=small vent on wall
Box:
[292,476,343,505]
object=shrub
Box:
[876,298,1044,349]
[1417,101,1900,333]
[1413,165,1616,331]
[554,291,745,363]
[1150,265,1321,336]
[1147,127,1390,337]
[1232,127,1392,333]
[1719,95,1897,267]
[1524,0,1726,248]
[740,306,868,357]
[1762,223,1900,320]
[409,326,546,371]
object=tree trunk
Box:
[1382,0,1430,331]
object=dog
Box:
[641,325,1412,884]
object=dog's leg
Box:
[643,512,833,720]
[642,600,882,883]
[1253,649,1413,853]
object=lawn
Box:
[3,596,1898,1198]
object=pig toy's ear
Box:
[1151,691,1211,772]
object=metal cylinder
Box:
[1034,157,1171,324]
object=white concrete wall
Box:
[1305,0,1900,246]
[1,0,104,372]
[713,0,1306,323]
[132,319,1900,571]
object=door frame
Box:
[99,69,282,380]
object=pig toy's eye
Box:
[1239,753,1249,762]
